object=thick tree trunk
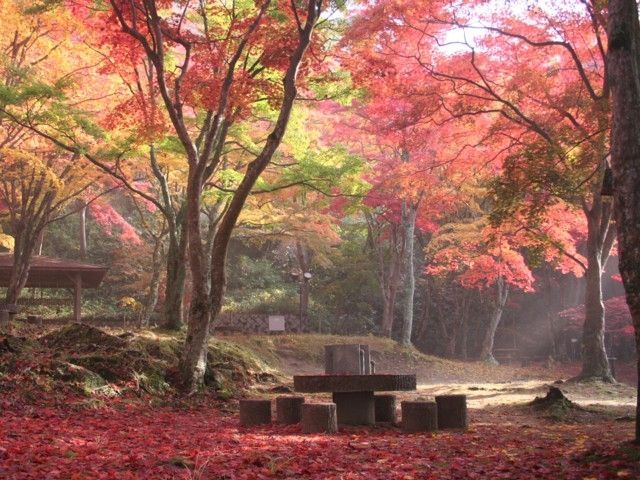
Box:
[578,247,614,381]
[577,181,616,380]
[162,217,187,330]
[607,0,640,442]
[400,202,417,346]
[479,277,509,363]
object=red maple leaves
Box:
[1,399,638,479]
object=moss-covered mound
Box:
[41,323,127,352]
[528,386,584,420]
[1,324,285,403]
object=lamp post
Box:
[291,270,312,332]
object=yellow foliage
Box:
[0,147,63,198]
[0,232,14,252]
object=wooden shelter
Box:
[0,254,108,322]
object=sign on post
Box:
[268,315,286,332]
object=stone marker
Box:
[239,399,272,427]
[435,394,468,429]
[374,394,396,423]
[301,403,338,433]
[276,395,305,424]
[324,344,371,374]
[401,400,438,433]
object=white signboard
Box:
[268,315,286,332]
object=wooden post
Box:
[73,272,82,323]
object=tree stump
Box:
[435,394,468,429]
[374,394,396,423]
[301,403,338,433]
[276,395,305,424]
[239,399,272,427]
[401,400,438,433]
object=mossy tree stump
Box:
[239,399,272,427]
[435,394,468,429]
[301,403,338,433]
[401,400,438,433]
[276,395,305,424]
[374,394,396,423]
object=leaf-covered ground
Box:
[1,396,638,480]
[1,326,638,479]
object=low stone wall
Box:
[213,313,300,333]
[15,312,301,333]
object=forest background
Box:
[0,0,637,395]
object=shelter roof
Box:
[0,254,108,288]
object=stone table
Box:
[293,374,417,425]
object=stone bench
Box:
[239,399,271,426]
[435,394,467,429]
[276,395,305,424]
[301,403,338,433]
[374,394,396,423]
[401,400,438,433]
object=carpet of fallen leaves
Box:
[1,396,638,480]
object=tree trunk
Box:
[400,201,418,346]
[460,312,469,360]
[607,0,640,442]
[6,244,32,305]
[162,215,187,330]
[479,277,509,363]
[578,246,613,381]
[382,225,403,337]
[141,237,165,327]
[5,220,44,305]
[79,202,87,260]
[36,229,45,256]
[576,178,616,380]
[365,212,404,337]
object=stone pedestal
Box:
[276,395,305,424]
[401,400,438,433]
[374,394,396,423]
[301,403,338,433]
[332,391,375,425]
[435,394,468,429]
[239,399,272,426]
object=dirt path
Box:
[275,350,637,412]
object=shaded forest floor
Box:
[0,325,638,479]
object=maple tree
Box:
[70,0,329,392]
[345,0,617,380]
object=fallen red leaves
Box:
[1,399,638,480]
